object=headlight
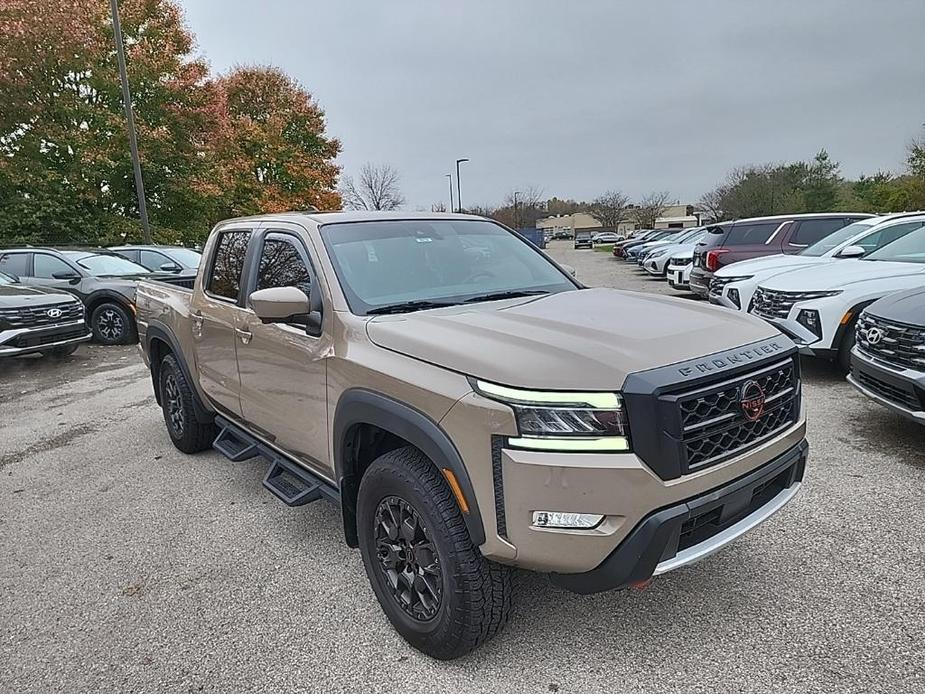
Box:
[472,380,630,452]
[646,249,669,260]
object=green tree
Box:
[802,149,841,211]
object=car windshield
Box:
[862,224,925,263]
[66,252,150,276]
[800,220,877,257]
[321,219,577,315]
[0,271,15,285]
[166,248,202,267]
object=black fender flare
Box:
[144,322,214,423]
[84,289,136,315]
[333,388,485,548]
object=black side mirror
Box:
[52,270,81,284]
[159,262,182,273]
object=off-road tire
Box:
[158,354,215,453]
[41,344,79,358]
[357,446,514,660]
[91,302,137,345]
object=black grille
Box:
[750,288,839,320]
[676,359,799,471]
[709,275,751,298]
[669,256,693,267]
[491,436,507,539]
[856,370,921,411]
[11,326,88,348]
[0,301,84,328]
[856,313,925,371]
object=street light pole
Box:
[446,174,454,213]
[110,0,152,244]
[455,158,469,213]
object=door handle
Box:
[235,327,252,345]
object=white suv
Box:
[666,248,695,290]
[711,213,925,311]
[748,221,925,370]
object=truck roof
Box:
[216,210,488,227]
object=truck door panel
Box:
[191,229,251,417]
[236,230,331,475]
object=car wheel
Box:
[357,446,514,660]
[91,302,136,345]
[837,316,858,373]
[40,344,79,358]
[158,353,215,453]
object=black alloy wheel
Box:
[163,372,185,436]
[96,307,125,342]
[374,495,443,621]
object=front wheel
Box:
[91,302,136,345]
[357,446,514,660]
[837,317,858,373]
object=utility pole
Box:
[110,0,152,243]
[455,158,469,213]
[446,174,454,213]
[513,191,521,229]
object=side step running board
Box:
[212,416,339,507]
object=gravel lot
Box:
[2,241,924,693]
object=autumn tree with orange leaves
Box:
[0,0,340,245]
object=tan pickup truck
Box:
[137,211,808,659]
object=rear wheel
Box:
[357,446,514,660]
[91,302,136,345]
[158,354,215,453]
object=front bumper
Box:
[689,269,711,297]
[667,265,691,288]
[848,347,925,423]
[551,439,807,594]
[0,320,92,357]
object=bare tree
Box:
[697,186,727,223]
[589,190,630,231]
[631,191,671,229]
[431,201,447,212]
[340,163,405,211]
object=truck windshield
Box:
[321,219,577,315]
[800,219,877,257]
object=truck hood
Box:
[366,287,781,390]
[715,254,823,277]
[760,261,925,291]
[866,286,925,324]
[0,283,78,308]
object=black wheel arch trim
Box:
[333,388,486,548]
[833,298,878,351]
[85,290,135,314]
[144,322,214,424]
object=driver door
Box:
[235,226,332,478]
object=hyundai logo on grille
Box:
[46,308,63,319]
[865,327,884,345]
[739,380,766,422]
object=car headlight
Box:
[646,249,669,260]
[472,380,630,452]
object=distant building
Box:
[535,212,635,237]
[654,204,704,229]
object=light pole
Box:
[455,158,469,212]
[513,191,521,229]
[110,0,151,243]
[446,174,454,213]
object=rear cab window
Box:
[206,230,251,301]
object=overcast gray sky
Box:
[179,0,925,209]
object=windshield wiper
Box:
[463,290,549,303]
[366,300,459,315]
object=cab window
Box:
[34,254,75,279]
[207,230,251,300]
[0,253,29,278]
[255,234,313,296]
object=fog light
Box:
[797,309,822,338]
[728,288,741,309]
[532,511,604,529]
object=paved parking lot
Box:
[2,242,924,693]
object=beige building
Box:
[536,212,635,237]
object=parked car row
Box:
[0,245,201,358]
[618,212,925,425]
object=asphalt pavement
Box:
[2,242,924,693]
